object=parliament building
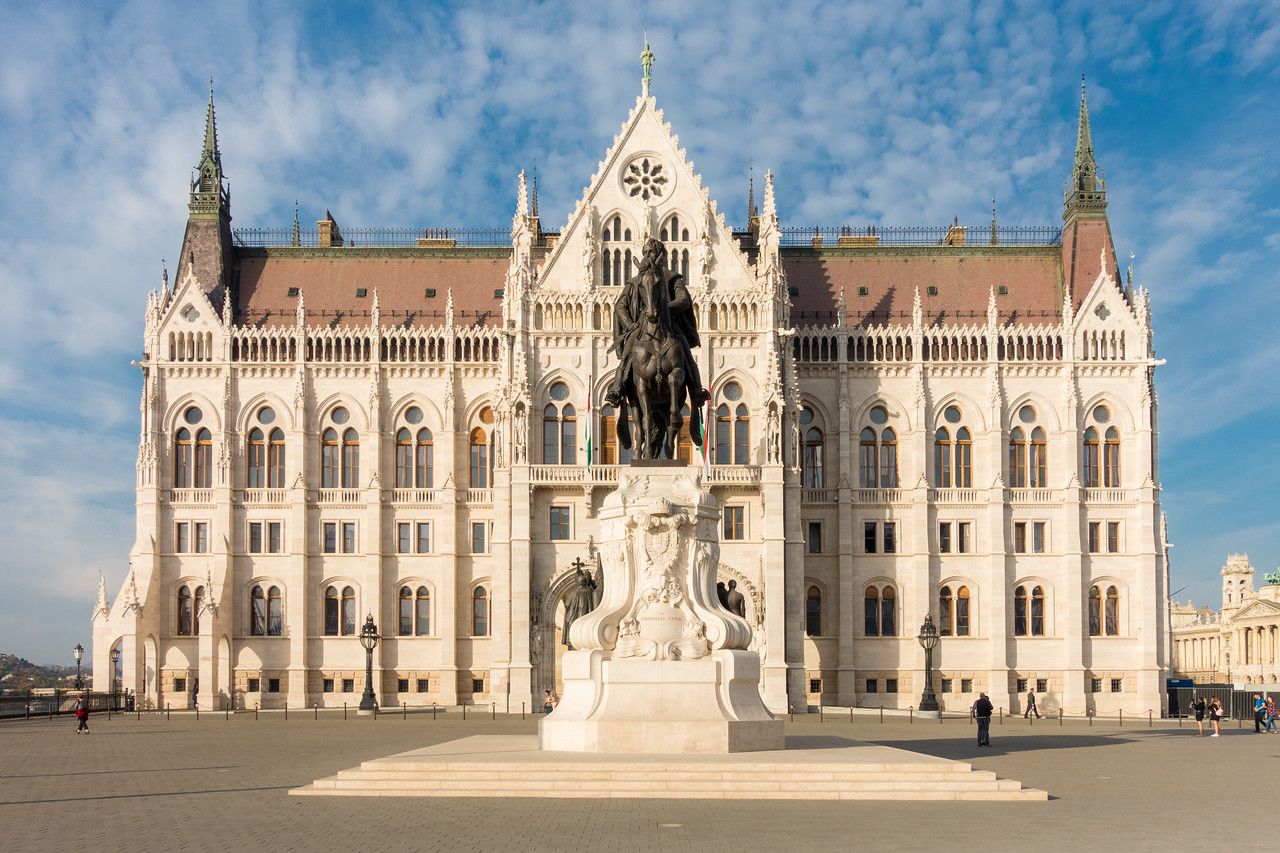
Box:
[93,69,1170,716]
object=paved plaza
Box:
[0,711,1272,852]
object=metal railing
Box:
[777,225,1062,247]
[0,690,122,719]
[233,226,513,248]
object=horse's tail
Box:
[688,395,704,449]
[617,396,632,451]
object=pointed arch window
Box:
[859,428,877,487]
[177,584,193,635]
[1088,585,1102,636]
[341,585,356,635]
[734,404,749,464]
[469,427,489,487]
[174,428,193,487]
[543,382,577,465]
[395,428,413,487]
[399,586,413,636]
[247,428,266,488]
[864,585,896,636]
[1083,427,1100,487]
[715,405,732,464]
[267,585,282,635]
[341,429,360,487]
[1105,585,1119,636]
[660,214,692,277]
[1014,585,1028,636]
[955,427,972,487]
[802,428,825,488]
[602,215,633,286]
[194,428,212,488]
[415,428,433,487]
[1029,427,1047,487]
[322,428,340,488]
[324,585,340,636]
[1009,427,1027,487]
[1103,427,1120,487]
[472,586,489,636]
[1031,585,1045,636]
[267,428,285,487]
[934,428,952,487]
[805,585,822,637]
[879,428,898,487]
[251,585,267,635]
[193,586,205,635]
[939,584,971,636]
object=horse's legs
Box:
[633,369,652,459]
[666,358,686,460]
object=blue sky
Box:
[0,0,1276,664]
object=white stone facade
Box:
[93,86,1169,717]
[1171,554,1280,685]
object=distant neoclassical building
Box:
[1171,555,1280,685]
[93,65,1169,716]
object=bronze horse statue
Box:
[608,237,708,460]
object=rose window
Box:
[623,157,668,201]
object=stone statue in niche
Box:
[725,579,747,619]
[560,557,597,648]
[604,237,710,460]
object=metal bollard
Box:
[224,706,228,721]
[195,706,199,721]
[819,705,824,723]
[1149,709,1153,728]
[909,708,914,724]
[284,705,288,720]
[1059,710,1063,726]
[314,705,318,721]
[463,704,468,720]
[255,705,259,721]
[850,706,853,723]
[522,702,526,720]
[343,702,347,721]
[432,703,437,721]
[879,707,883,724]
[998,707,1003,725]
[789,708,794,723]
[491,702,496,721]
[403,702,407,720]
[166,703,170,721]
[1119,709,1123,727]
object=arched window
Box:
[267,428,285,488]
[341,429,360,487]
[1014,586,1028,636]
[341,585,356,635]
[251,585,267,635]
[321,428,340,488]
[805,585,822,636]
[1031,585,1045,636]
[955,427,972,487]
[247,428,266,488]
[1104,427,1120,487]
[715,404,731,465]
[399,586,414,636]
[1083,427,1100,487]
[955,586,970,636]
[879,428,898,487]
[939,586,953,637]
[469,427,489,487]
[602,215,633,286]
[600,404,631,464]
[859,428,877,487]
[194,428,212,488]
[324,585,339,636]
[543,383,576,464]
[864,585,896,636]
[1105,585,1119,636]
[395,428,413,487]
[416,586,431,635]
[177,584,193,635]
[934,428,952,487]
[881,586,896,636]
[267,586,283,636]
[472,586,489,636]
[193,586,205,635]
[174,428,192,487]
[801,427,824,488]
[734,403,749,464]
[1088,586,1102,636]
[416,428,434,488]
[1009,427,1026,487]
[1029,427,1047,487]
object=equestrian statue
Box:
[604,236,710,460]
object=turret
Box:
[1060,77,1120,312]
[176,84,235,312]
[1221,553,1255,616]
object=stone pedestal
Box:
[538,466,783,754]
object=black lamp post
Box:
[917,614,940,712]
[73,643,84,690]
[357,614,380,714]
[109,646,121,706]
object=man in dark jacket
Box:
[972,692,994,747]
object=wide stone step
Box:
[295,783,1047,801]
[318,774,1017,792]
[334,768,1000,784]
[361,760,974,774]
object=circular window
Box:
[549,382,569,402]
[1018,405,1036,424]
[180,304,200,322]
[331,406,350,425]
[183,406,202,425]
[257,406,275,425]
[723,382,742,402]
[479,406,495,424]
[799,407,814,426]
[944,405,961,424]
[869,405,888,425]
[1093,405,1110,424]
[405,406,423,425]
[621,155,670,202]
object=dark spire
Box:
[747,163,758,227]
[291,201,301,247]
[1064,76,1107,222]
[531,170,539,219]
[990,197,998,245]
[189,81,229,220]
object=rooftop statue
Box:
[604,236,710,460]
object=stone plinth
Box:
[538,466,783,753]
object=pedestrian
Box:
[1191,696,1206,736]
[542,689,558,714]
[74,692,90,734]
[1253,693,1266,733]
[1208,698,1223,737]
[971,692,994,747]
[1024,689,1040,719]
[1264,696,1277,733]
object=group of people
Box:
[1189,693,1278,736]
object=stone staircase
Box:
[291,735,1047,801]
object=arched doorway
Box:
[532,560,604,699]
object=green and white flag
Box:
[585,381,593,469]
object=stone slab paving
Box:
[0,712,1273,852]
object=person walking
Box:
[74,692,90,734]
[542,689,558,714]
[972,692,994,747]
[1208,698,1223,737]
[1253,693,1266,733]
[1191,696,1206,736]
[1264,696,1277,733]
[1024,690,1040,719]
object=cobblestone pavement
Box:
[0,710,1273,852]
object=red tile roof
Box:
[784,250,1065,327]
[235,252,509,328]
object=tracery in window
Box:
[601,215,634,286]
[864,585,896,636]
[939,584,971,637]
[399,585,431,636]
[543,383,577,465]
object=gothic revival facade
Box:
[93,76,1169,716]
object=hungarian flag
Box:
[702,396,711,477]
[585,381,593,470]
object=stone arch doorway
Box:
[532,559,603,699]
[716,564,763,635]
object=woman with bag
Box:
[1191,696,1206,736]
[1208,698,1223,737]
[74,693,90,734]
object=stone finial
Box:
[95,572,109,616]
[912,287,923,329]
[641,29,654,97]
[987,284,998,327]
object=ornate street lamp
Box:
[109,646,121,705]
[73,643,85,690]
[357,614,381,714]
[917,614,940,712]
